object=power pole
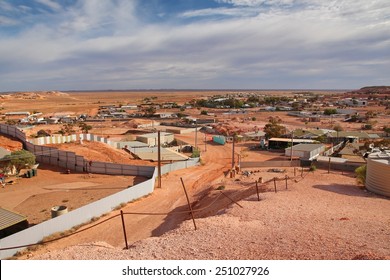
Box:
[290,130,294,162]
[232,135,235,169]
[157,131,162,188]
[204,132,207,152]
[194,120,198,150]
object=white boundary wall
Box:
[28,133,119,149]
[161,157,200,174]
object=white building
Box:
[136,132,174,146]
[285,143,325,160]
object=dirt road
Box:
[19,131,233,257]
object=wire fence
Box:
[0,171,307,255]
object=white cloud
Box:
[0,15,19,26]
[34,0,62,11]
[216,0,295,7]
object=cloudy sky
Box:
[0,0,389,91]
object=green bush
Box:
[355,165,367,185]
[309,164,317,171]
[191,148,200,158]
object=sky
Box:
[0,0,389,91]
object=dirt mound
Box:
[0,134,24,151]
[45,140,155,165]
[4,91,69,100]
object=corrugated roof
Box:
[138,132,173,138]
[269,138,316,143]
[116,141,149,149]
[328,131,370,138]
[284,143,325,152]
[0,208,27,231]
[134,147,189,161]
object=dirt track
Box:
[14,131,233,258]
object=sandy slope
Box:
[29,170,390,260]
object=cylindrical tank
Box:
[366,158,390,197]
[51,205,68,218]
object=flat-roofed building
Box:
[136,132,174,146]
[285,143,325,160]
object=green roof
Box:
[328,131,370,138]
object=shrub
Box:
[191,148,201,158]
[355,165,367,185]
[216,185,225,190]
[309,164,317,171]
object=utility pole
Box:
[232,135,235,169]
[290,130,294,162]
[194,120,198,150]
[157,131,162,188]
[204,132,207,152]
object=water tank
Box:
[366,158,390,197]
[51,205,68,218]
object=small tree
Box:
[3,150,36,175]
[58,123,75,135]
[79,122,92,133]
[264,116,287,139]
[324,108,337,115]
[191,148,201,158]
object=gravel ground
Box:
[31,171,390,260]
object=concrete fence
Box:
[0,124,26,142]
[161,157,200,174]
[323,141,344,156]
[241,160,300,168]
[28,133,119,149]
[314,158,363,172]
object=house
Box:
[285,143,325,160]
[153,112,177,119]
[121,105,138,110]
[338,143,366,163]
[244,131,266,140]
[327,131,371,142]
[46,117,60,124]
[268,138,316,149]
[339,98,367,107]
[136,132,174,146]
[131,147,189,162]
[292,129,329,139]
[5,112,30,120]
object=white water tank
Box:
[51,205,68,218]
[366,157,390,197]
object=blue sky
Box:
[0,0,389,91]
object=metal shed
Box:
[0,208,28,239]
[284,143,325,160]
[136,132,174,146]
